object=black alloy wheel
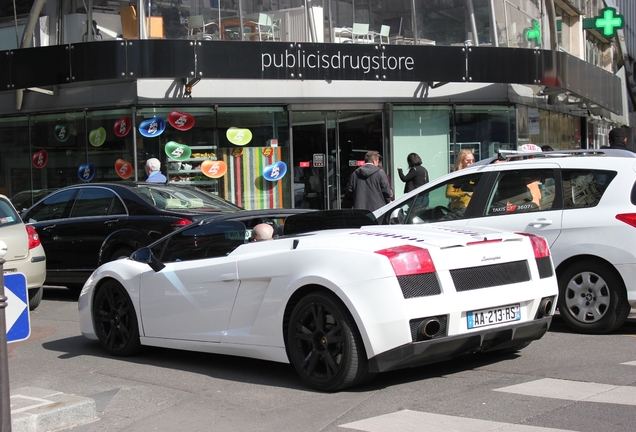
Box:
[287,292,373,391]
[93,280,141,356]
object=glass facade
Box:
[391,105,517,201]
[0,106,291,210]
[1,1,553,49]
[0,1,622,210]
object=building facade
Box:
[0,0,632,211]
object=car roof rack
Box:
[475,148,636,165]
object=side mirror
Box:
[389,208,405,225]
[132,247,165,272]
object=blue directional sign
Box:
[4,273,31,343]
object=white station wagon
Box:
[375,149,636,335]
[79,210,557,391]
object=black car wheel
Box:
[558,259,630,334]
[92,280,141,356]
[28,286,43,310]
[110,247,134,261]
[287,292,373,391]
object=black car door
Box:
[22,188,78,271]
[56,187,127,271]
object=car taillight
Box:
[171,218,193,228]
[375,245,436,276]
[616,213,636,228]
[516,232,550,258]
[26,225,41,249]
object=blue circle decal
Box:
[78,163,95,182]
[263,161,287,182]
[138,117,166,137]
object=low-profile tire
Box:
[558,259,630,334]
[286,292,374,391]
[92,280,141,356]
[28,286,43,310]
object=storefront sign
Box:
[139,117,166,137]
[525,20,541,45]
[313,154,325,168]
[115,158,133,179]
[113,116,132,137]
[54,124,70,142]
[168,110,195,131]
[165,141,192,161]
[528,108,540,135]
[89,127,106,147]
[583,7,624,38]
[32,150,48,168]
[78,163,95,182]
[263,161,287,181]
[226,127,253,146]
[201,160,227,178]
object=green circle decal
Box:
[165,141,192,161]
[89,127,107,147]
[54,124,70,142]
[226,127,253,146]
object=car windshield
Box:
[133,185,241,212]
[0,197,21,227]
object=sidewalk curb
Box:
[10,387,96,432]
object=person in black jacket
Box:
[346,151,393,211]
[606,127,629,149]
[397,153,429,193]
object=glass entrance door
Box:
[292,110,385,210]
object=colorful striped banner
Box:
[223,147,284,209]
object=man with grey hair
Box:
[145,158,167,183]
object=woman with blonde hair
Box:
[453,149,475,171]
[446,149,475,212]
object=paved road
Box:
[7,287,636,431]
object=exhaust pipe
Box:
[419,318,441,339]
[537,297,553,318]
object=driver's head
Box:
[251,223,274,242]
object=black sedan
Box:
[21,182,243,290]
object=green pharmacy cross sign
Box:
[583,7,624,38]
[525,20,541,45]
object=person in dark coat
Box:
[346,151,393,211]
[606,127,629,149]
[397,152,429,193]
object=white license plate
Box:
[467,304,520,329]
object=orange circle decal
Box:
[201,160,228,178]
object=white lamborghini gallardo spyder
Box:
[79,210,558,391]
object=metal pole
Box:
[0,240,12,431]
[466,0,479,45]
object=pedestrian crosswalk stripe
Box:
[339,410,575,432]
[494,378,636,406]
[620,360,636,366]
